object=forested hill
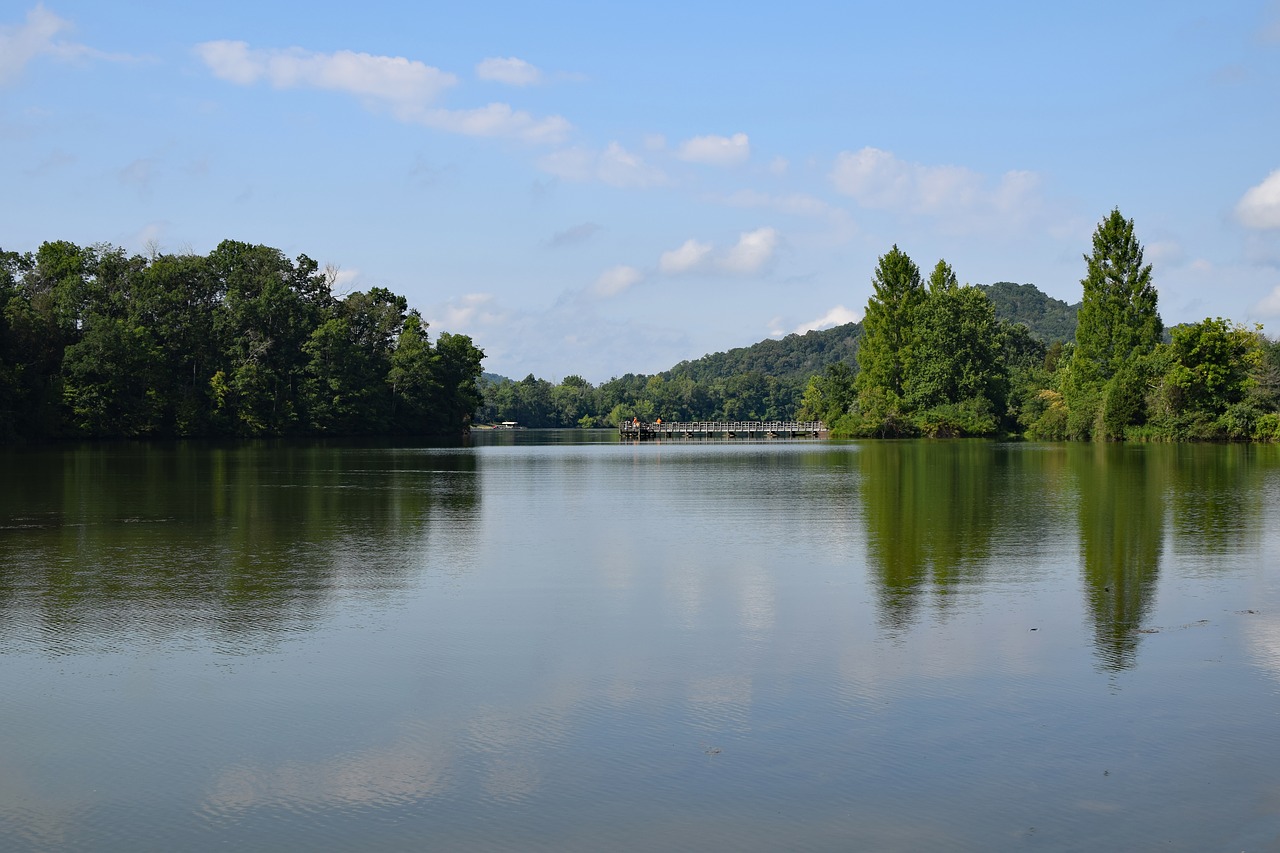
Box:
[660,281,1072,385]
[477,281,1076,427]
[977,282,1079,344]
[662,322,861,384]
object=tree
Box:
[431,332,485,436]
[797,361,856,426]
[902,261,1006,432]
[1065,209,1162,438]
[856,246,924,401]
[387,311,441,431]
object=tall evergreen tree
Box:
[1063,209,1162,438]
[1071,209,1161,385]
[855,246,924,413]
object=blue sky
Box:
[3,1,1280,382]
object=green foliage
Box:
[481,213,1269,445]
[902,279,1007,420]
[1138,318,1266,441]
[912,397,999,438]
[852,252,1007,437]
[665,322,860,386]
[797,362,857,426]
[856,245,924,402]
[0,239,483,441]
[1047,209,1163,439]
[978,281,1079,344]
[1070,209,1162,387]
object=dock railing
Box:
[618,420,825,439]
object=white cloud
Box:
[829,146,1041,224]
[1254,284,1280,317]
[1146,240,1186,266]
[718,227,779,274]
[724,189,845,220]
[0,4,67,84]
[1237,169,1280,230]
[195,40,568,143]
[430,293,506,330]
[195,40,457,107]
[476,56,542,86]
[594,265,644,296]
[659,239,712,274]
[677,132,750,167]
[768,156,789,176]
[328,267,362,291]
[538,142,666,187]
[653,227,781,278]
[643,133,667,151]
[418,104,570,144]
[0,4,128,84]
[792,305,861,335]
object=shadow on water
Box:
[0,440,479,653]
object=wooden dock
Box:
[618,420,825,440]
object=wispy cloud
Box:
[659,239,712,274]
[1146,240,1186,267]
[1255,286,1280,317]
[118,157,156,196]
[195,40,456,105]
[676,132,750,167]
[417,103,569,144]
[547,222,601,248]
[594,265,644,296]
[195,40,569,143]
[829,146,1041,227]
[724,189,851,221]
[790,305,860,335]
[476,56,542,86]
[538,142,666,187]
[1,3,133,85]
[1237,169,1280,230]
[719,227,779,274]
[431,293,507,330]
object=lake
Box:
[2,434,1280,851]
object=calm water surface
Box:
[3,434,1280,851]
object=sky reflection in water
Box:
[2,437,1280,851]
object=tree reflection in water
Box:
[0,441,479,654]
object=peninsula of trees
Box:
[0,240,484,441]
[836,209,1279,441]
[481,210,1280,442]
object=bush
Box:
[911,397,998,437]
[1254,412,1280,441]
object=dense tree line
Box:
[0,239,483,441]
[475,322,871,427]
[840,209,1280,440]
[477,368,805,428]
